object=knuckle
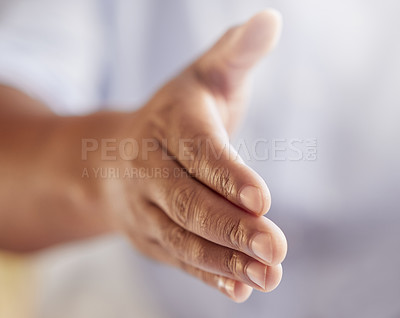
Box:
[148,102,176,141]
[169,184,199,227]
[209,163,234,199]
[180,134,235,200]
[223,250,240,276]
[162,225,188,259]
[223,217,246,250]
[148,97,182,142]
[197,207,213,235]
[185,132,209,172]
[191,240,207,265]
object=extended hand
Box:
[103,10,287,302]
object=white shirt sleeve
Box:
[0,0,107,115]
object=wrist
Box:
[63,111,140,234]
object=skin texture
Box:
[0,10,287,302]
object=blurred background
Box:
[0,0,399,317]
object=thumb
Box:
[195,9,282,96]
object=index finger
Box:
[150,91,271,216]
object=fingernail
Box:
[246,262,267,290]
[239,186,264,214]
[251,233,273,264]
[218,277,253,303]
